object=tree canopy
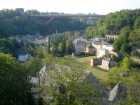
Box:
[0,53,34,105]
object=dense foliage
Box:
[96,9,140,35]
[0,38,17,54]
[0,37,36,57]
[0,53,34,105]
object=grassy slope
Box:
[49,56,109,86]
[75,56,109,85]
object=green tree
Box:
[113,27,130,54]
[134,16,140,28]
[109,56,131,84]
[0,38,16,55]
[129,28,140,46]
[85,26,99,39]
[0,53,34,105]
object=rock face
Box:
[108,83,127,104]
[108,83,120,102]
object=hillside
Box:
[86,9,140,58]
[0,9,102,37]
[86,9,140,35]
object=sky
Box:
[0,0,140,14]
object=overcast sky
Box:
[0,0,140,14]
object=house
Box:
[90,58,102,67]
[15,8,24,14]
[99,57,117,71]
[91,37,115,58]
[96,48,109,58]
[73,37,87,55]
[17,53,30,62]
[105,34,118,41]
[85,44,96,55]
[33,37,49,45]
[102,43,114,52]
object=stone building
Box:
[99,58,117,71]
[73,37,87,55]
[91,37,115,58]
[105,34,118,41]
[90,58,102,67]
[85,44,96,55]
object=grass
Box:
[75,56,109,85]
[90,67,109,85]
[52,56,109,86]
[76,56,95,64]
[55,57,87,71]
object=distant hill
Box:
[0,9,103,37]
[95,9,140,34]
